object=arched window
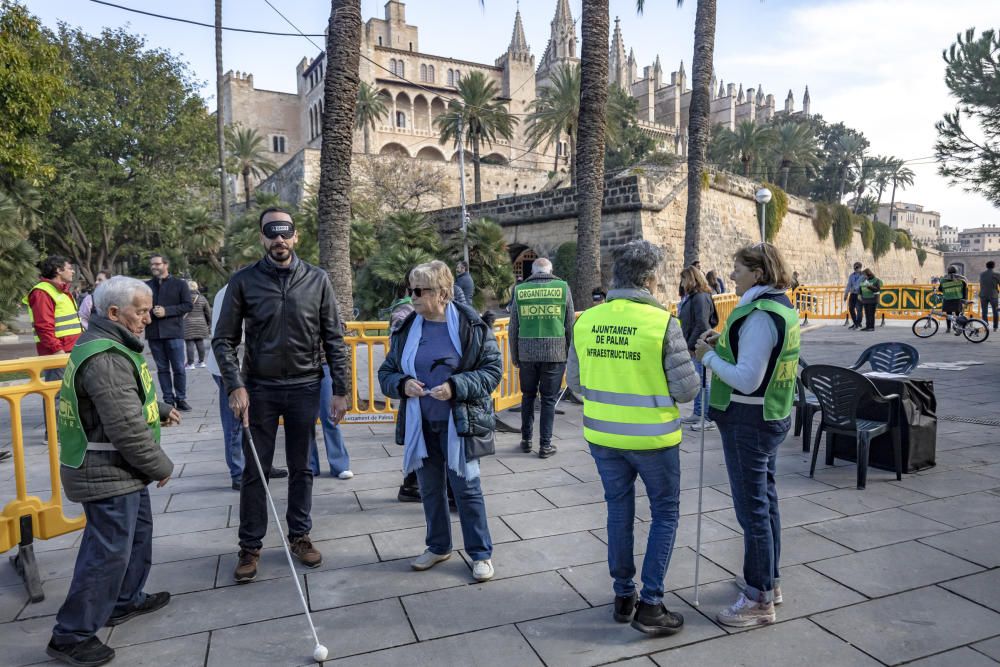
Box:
[378,36,382,46]
[427,65,435,83]
[396,111,406,128]
[420,64,427,82]
[447,69,454,86]
[398,61,404,78]
[454,69,461,83]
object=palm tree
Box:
[870,156,892,221]
[318,0,362,317]
[526,65,581,179]
[355,81,388,154]
[885,161,916,229]
[771,122,820,189]
[434,70,517,203]
[832,133,866,204]
[214,0,229,229]
[851,154,882,213]
[639,0,717,268]
[224,125,278,210]
[714,120,776,177]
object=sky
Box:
[26,0,999,230]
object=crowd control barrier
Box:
[791,284,982,326]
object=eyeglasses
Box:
[407,287,436,297]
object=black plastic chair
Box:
[850,342,919,375]
[801,364,903,489]
[793,357,819,452]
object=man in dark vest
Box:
[145,255,193,411]
[47,276,179,667]
[509,257,574,458]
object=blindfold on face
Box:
[262,221,295,239]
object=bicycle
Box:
[912,299,989,343]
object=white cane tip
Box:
[313,644,328,662]
[692,600,700,607]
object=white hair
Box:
[531,257,553,275]
[93,276,152,316]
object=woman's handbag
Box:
[464,432,496,460]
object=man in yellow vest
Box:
[567,240,699,637]
[938,265,969,333]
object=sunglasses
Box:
[407,287,436,297]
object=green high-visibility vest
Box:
[22,281,82,342]
[860,278,882,300]
[709,298,800,421]
[514,279,568,339]
[58,339,161,469]
[574,299,682,450]
[940,278,965,301]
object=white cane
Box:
[552,385,568,411]
[693,365,708,607]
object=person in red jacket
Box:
[25,256,82,357]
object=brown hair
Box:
[863,268,876,279]
[734,243,793,289]
[680,266,712,295]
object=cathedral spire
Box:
[609,17,628,89]
[553,0,573,25]
[508,7,529,55]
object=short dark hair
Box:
[259,207,292,228]
[988,261,996,270]
[149,254,167,265]
[853,262,863,270]
[40,255,70,280]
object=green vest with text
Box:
[860,277,882,300]
[514,279,568,339]
[58,339,161,469]
[574,300,681,450]
[22,281,82,343]
[709,299,800,421]
[940,278,964,301]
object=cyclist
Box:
[938,266,969,333]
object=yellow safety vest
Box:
[22,281,82,343]
[574,299,682,450]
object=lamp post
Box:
[755,187,772,243]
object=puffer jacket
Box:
[378,302,503,446]
[183,294,212,340]
[60,316,175,503]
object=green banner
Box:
[876,287,940,311]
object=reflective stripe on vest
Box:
[514,279,568,339]
[22,281,82,342]
[709,299,800,421]
[574,299,682,451]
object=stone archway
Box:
[379,142,411,158]
[415,145,446,161]
[512,248,538,282]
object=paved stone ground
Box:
[2,320,999,666]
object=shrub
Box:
[812,202,832,240]
[755,182,789,242]
[832,204,854,249]
[858,216,874,250]
[916,247,927,266]
[553,241,577,287]
[872,221,894,260]
[893,229,912,251]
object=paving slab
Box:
[502,502,608,539]
[650,618,881,666]
[800,483,932,515]
[903,646,1000,666]
[805,507,952,550]
[205,599,413,666]
[479,468,581,494]
[939,569,1000,613]
[814,586,1000,665]
[370,515,520,562]
[699,525,852,575]
[0,615,110,667]
[901,491,1000,529]
[215,534,378,588]
[920,523,1000,568]
[25,633,210,667]
[402,571,588,640]
[807,541,983,598]
[517,593,723,667]
[0,584,24,623]
[891,469,1000,498]
[465,531,607,581]
[151,507,231,538]
[705,496,843,533]
[973,637,1000,662]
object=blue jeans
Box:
[589,443,681,606]
[309,366,350,475]
[213,375,244,482]
[415,420,492,561]
[519,361,565,446]
[148,338,187,402]
[52,488,153,643]
[691,359,709,417]
[712,402,789,603]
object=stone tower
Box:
[784,89,794,113]
[535,0,579,91]
[609,17,628,90]
[802,85,811,116]
[497,8,537,168]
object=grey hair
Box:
[611,240,665,290]
[93,276,152,316]
[531,257,553,275]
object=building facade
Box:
[958,224,1000,253]
[939,224,960,251]
[878,201,941,245]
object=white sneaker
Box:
[735,575,782,605]
[680,415,700,425]
[196,362,207,368]
[411,549,450,571]
[689,420,717,431]
[472,559,494,582]
[184,364,195,370]
[716,592,775,627]
[337,470,354,480]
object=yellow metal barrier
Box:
[791,284,982,322]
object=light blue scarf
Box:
[400,303,480,480]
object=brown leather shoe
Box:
[234,548,260,583]
[290,535,322,568]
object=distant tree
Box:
[225,125,278,210]
[769,122,820,189]
[713,120,777,177]
[448,218,514,308]
[604,87,657,172]
[884,160,916,229]
[355,81,389,154]
[935,28,1000,206]
[351,156,450,218]
[832,133,867,203]
[526,64,582,180]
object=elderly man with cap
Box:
[46,276,179,667]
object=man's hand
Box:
[163,408,182,426]
[694,331,719,363]
[404,379,427,398]
[156,475,171,488]
[428,382,453,401]
[229,387,250,426]
[152,305,166,318]
[331,395,348,424]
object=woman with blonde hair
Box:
[378,260,503,582]
[678,266,716,431]
[695,243,800,628]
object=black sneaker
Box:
[613,591,638,623]
[270,467,288,479]
[538,443,557,459]
[174,399,192,412]
[106,591,170,626]
[397,484,421,502]
[520,440,532,453]
[46,636,115,667]
[0,450,11,462]
[630,600,684,636]
[231,478,241,491]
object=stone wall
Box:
[943,251,1000,279]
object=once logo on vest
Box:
[517,288,564,300]
[520,304,563,317]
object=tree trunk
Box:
[363,124,370,154]
[573,0,609,307]
[318,0,361,318]
[838,166,848,203]
[215,0,230,230]
[568,132,577,187]
[682,0,717,268]
[243,169,251,211]
[742,156,751,177]
[780,163,790,190]
[472,132,482,203]
[887,180,898,229]
[873,182,886,221]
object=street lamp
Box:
[755,187,772,243]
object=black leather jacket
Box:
[212,254,349,396]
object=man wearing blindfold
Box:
[212,207,350,583]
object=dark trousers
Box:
[185,339,206,365]
[862,300,877,329]
[239,381,321,549]
[943,299,963,332]
[980,296,999,330]
[52,488,153,643]
[847,293,862,327]
[518,361,565,446]
[148,338,187,402]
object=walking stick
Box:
[552,385,568,411]
[693,365,708,607]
